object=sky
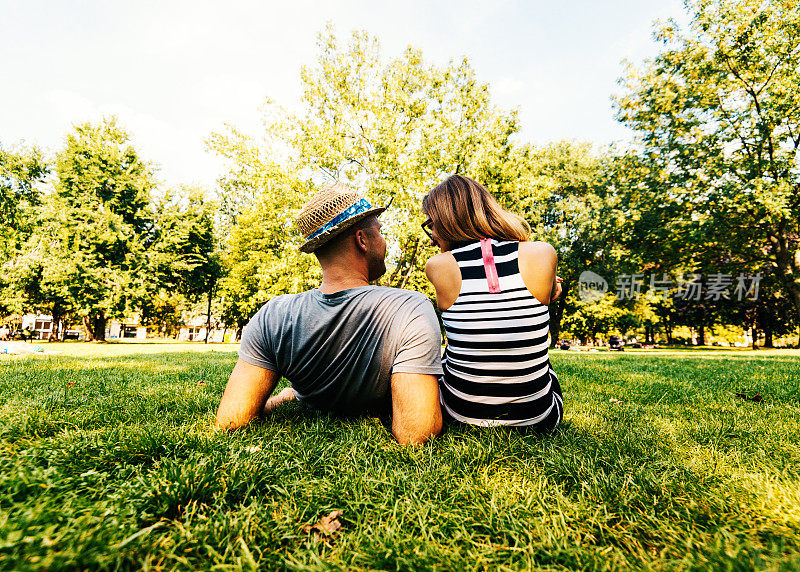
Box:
[1,0,688,190]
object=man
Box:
[215,182,444,444]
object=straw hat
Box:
[296,182,386,253]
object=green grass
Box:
[2,343,800,570]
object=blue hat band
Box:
[307,198,374,241]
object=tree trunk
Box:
[83,316,95,342]
[785,282,800,347]
[204,282,215,344]
[393,239,420,289]
[549,281,568,347]
[770,229,800,339]
[764,323,774,348]
[697,323,706,346]
[387,238,418,287]
[49,303,62,342]
[93,312,107,342]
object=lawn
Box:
[2,343,799,570]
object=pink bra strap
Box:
[480,238,501,293]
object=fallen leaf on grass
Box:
[197,381,206,386]
[608,398,623,405]
[66,382,75,388]
[302,511,343,541]
[734,392,763,403]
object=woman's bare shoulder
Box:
[425,252,459,280]
[425,252,461,310]
[518,240,557,261]
[517,241,558,305]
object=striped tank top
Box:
[440,239,563,429]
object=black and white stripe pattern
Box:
[440,239,563,428]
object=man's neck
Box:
[318,264,371,295]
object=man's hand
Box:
[391,372,442,445]
[215,359,280,430]
[263,387,296,415]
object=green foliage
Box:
[562,293,626,343]
[8,10,800,347]
[141,187,223,337]
[3,121,226,339]
[500,142,633,344]
[137,291,185,337]
[0,144,48,235]
[295,28,522,288]
[56,119,152,232]
[0,144,49,316]
[9,118,156,339]
[211,26,526,318]
[209,129,319,329]
[616,0,800,332]
[2,345,800,568]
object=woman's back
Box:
[439,239,563,429]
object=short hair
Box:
[313,215,379,260]
[421,175,530,242]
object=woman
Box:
[422,174,563,430]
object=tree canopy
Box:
[616,0,800,337]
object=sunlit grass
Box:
[1,344,799,569]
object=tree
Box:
[504,141,612,345]
[0,143,48,317]
[291,27,522,290]
[27,117,156,341]
[209,128,319,336]
[562,293,625,344]
[616,0,800,342]
[211,27,525,324]
[0,143,48,240]
[141,187,222,340]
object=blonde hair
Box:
[422,175,530,243]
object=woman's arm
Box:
[517,241,559,305]
[424,253,462,310]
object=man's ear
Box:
[354,228,370,253]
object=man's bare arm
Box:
[263,387,296,414]
[215,359,280,430]
[391,372,443,445]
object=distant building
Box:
[106,321,147,340]
[21,314,57,339]
[17,313,236,342]
[177,316,231,343]
[20,314,146,340]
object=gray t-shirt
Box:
[238,286,443,415]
